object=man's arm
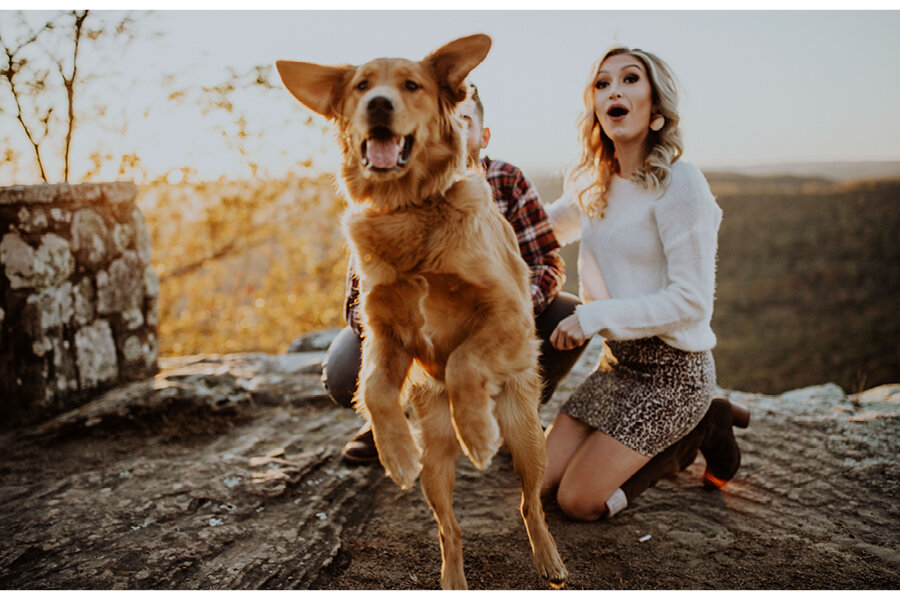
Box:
[486,159,566,315]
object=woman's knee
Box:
[555,483,606,522]
[536,292,587,403]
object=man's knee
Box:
[536,291,582,339]
[535,292,586,403]
[322,327,363,409]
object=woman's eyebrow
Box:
[597,63,644,76]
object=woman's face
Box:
[593,53,654,148]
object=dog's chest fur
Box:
[344,174,497,281]
[344,174,524,371]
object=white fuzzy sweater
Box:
[546,161,722,352]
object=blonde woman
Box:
[541,48,749,521]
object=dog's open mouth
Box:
[607,106,629,118]
[362,127,415,171]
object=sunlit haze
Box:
[2,7,899,184]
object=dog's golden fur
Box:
[276,34,566,590]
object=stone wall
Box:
[0,182,158,427]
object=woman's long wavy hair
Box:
[568,47,683,218]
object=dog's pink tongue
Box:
[367,136,402,169]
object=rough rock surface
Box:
[1,333,897,590]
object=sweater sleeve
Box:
[545,192,583,247]
[574,166,722,342]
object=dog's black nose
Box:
[366,95,394,125]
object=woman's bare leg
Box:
[540,413,591,499]
[556,430,651,521]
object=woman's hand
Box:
[550,314,588,351]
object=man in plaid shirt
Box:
[323,84,587,464]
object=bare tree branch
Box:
[58,10,89,182]
[0,10,146,183]
[0,33,51,182]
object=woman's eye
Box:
[356,80,369,91]
[595,80,608,89]
[405,80,420,91]
[624,74,639,83]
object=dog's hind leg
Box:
[409,381,467,590]
[495,369,568,589]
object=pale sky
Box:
[2,6,899,183]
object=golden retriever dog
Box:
[276,34,566,590]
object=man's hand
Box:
[550,314,587,351]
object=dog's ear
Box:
[425,34,492,103]
[276,60,352,119]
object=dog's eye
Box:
[356,80,369,91]
[404,80,420,92]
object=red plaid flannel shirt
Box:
[344,156,565,335]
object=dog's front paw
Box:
[375,431,422,490]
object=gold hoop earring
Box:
[650,114,665,132]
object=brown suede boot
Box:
[699,397,750,488]
[618,422,706,508]
[612,397,749,514]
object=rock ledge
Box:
[1,333,897,589]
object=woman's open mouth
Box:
[607,105,629,120]
[361,127,415,171]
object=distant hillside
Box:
[529,171,900,395]
[712,178,900,394]
[705,160,900,183]
[528,161,900,189]
[703,172,835,195]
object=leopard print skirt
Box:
[560,336,715,457]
